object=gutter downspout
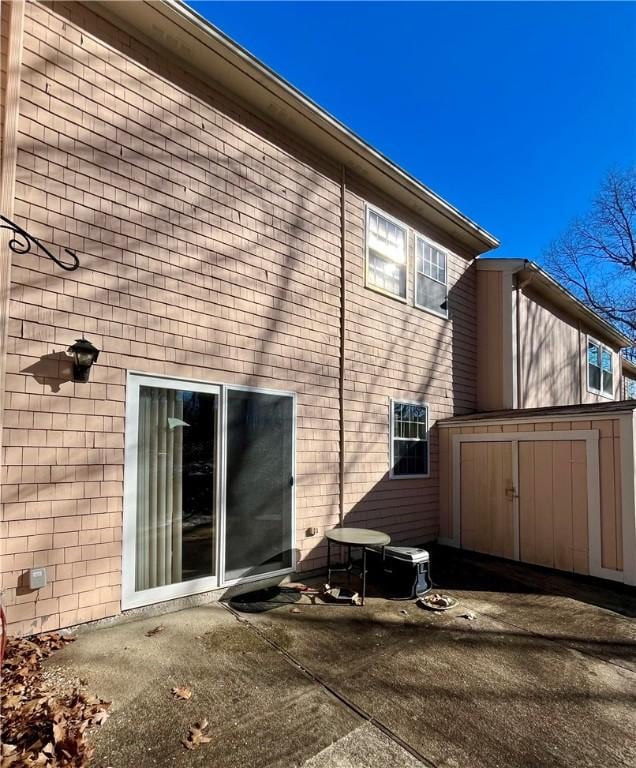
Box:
[0,0,25,473]
[339,165,346,527]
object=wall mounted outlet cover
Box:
[28,567,47,590]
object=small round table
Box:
[325,527,391,605]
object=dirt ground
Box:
[44,549,636,767]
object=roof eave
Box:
[520,261,633,349]
[88,0,499,256]
[477,258,633,349]
[621,357,636,377]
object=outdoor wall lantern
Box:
[68,338,100,382]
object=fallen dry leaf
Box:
[0,632,109,767]
[171,686,192,700]
[145,625,165,637]
[182,719,212,750]
[92,709,110,726]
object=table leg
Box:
[362,546,367,606]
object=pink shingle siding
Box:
[342,180,477,543]
[1,1,477,635]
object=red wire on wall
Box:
[0,600,7,667]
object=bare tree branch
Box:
[544,167,636,341]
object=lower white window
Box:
[587,338,614,398]
[390,399,429,478]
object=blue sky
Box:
[189,1,636,259]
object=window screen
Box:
[225,390,294,581]
[588,340,614,398]
[366,208,407,299]
[415,236,448,317]
[601,348,613,396]
[391,401,429,477]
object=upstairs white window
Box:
[366,206,407,300]
[415,235,448,317]
[587,338,614,398]
[626,378,636,400]
[390,400,429,478]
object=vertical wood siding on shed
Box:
[439,417,624,575]
[518,439,589,574]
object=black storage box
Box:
[368,546,431,599]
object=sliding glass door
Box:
[124,377,220,608]
[123,377,295,608]
[224,388,294,582]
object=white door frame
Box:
[122,373,296,610]
[441,429,624,583]
[220,383,297,588]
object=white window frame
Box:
[123,372,296,610]
[365,203,408,302]
[389,398,430,479]
[586,336,615,400]
[414,233,449,319]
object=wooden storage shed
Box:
[438,402,636,586]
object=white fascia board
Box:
[90,0,499,256]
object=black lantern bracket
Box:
[68,337,100,382]
[1,214,80,271]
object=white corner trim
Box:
[619,412,636,586]
[511,284,519,409]
[593,567,625,583]
[450,435,462,547]
[511,440,520,561]
[586,432,603,579]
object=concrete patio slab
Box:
[302,724,422,768]
[44,553,636,768]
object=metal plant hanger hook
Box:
[0,214,80,272]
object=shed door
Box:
[460,441,515,559]
[518,440,589,574]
